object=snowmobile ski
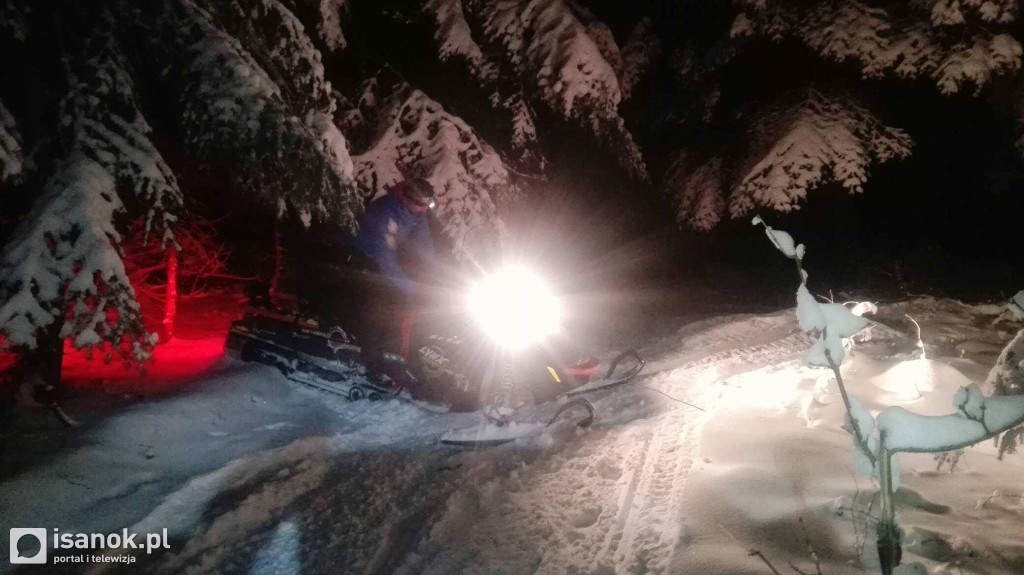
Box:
[440,397,596,447]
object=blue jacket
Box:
[348,191,436,296]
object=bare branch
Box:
[748,550,783,575]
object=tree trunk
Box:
[876,446,901,575]
[162,246,178,342]
[35,323,64,403]
[269,222,284,297]
[21,322,75,427]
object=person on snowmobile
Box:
[347,178,438,299]
[323,178,439,388]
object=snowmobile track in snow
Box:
[421,318,815,574]
[589,325,815,574]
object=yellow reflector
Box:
[546,366,561,384]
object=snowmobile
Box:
[226,264,644,445]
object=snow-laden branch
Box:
[735,0,1023,95]
[984,327,1024,457]
[477,0,646,179]
[157,0,357,230]
[877,384,1024,453]
[0,152,153,361]
[312,0,347,51]
[427,0,498,82]
[667,153,724,231]
[619,17,659,102]
[671,91,911,230]
[732,91,912,219]
[0,99,23,185]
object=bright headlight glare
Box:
[468,266,561,349]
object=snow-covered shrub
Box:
[352,75,513,250]
[755,216,1024,575]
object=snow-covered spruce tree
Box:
[349,73,514,251]
[0,26,184,381]
[755,216,1024,575]
[670,91,912,230]
[149,0,359,230]
[656,0,1024,231]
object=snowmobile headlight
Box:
[468,266,562,350]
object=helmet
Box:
[398,178,436,209]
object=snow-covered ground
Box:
[2,298,1022,574]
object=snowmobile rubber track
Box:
[237,336,393,401]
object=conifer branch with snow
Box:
[0,153,153,362]
[475,0,647,179]
[427,0,499,83]
[733,91,912,218]
[671,92,911,230]
[985,328,1024,457]
[619,17,660,102]
[0,100,23,186]
[61,29,184,247]
[735,0,1023,95]
[158,0,359,230]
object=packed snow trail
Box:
[91,311,815,575]
[401,313,812,574]
[13,300,1019,574]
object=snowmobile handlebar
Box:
[603,349,644,381]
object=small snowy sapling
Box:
[754,216,1024,575]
